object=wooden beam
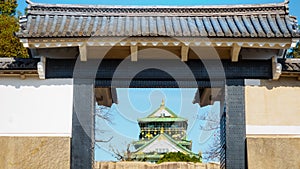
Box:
[231,43,241,62]
[95,88,113,107]
[198,88,222,107]
[181,45,189,61]
[200,88,211,107]
[130,45,138,62]
[27,37,292,49]
[79,44,87,61]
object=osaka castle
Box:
[132,100,198,162]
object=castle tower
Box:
[132,100,195,162]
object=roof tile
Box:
[187,16,200,36]
[241,15,257,37]
[259,15,275,37]
[227,16,242,37]
[17,2,300,38]
[218,17,232,37]
[278,58,300,72]
[180,17,190,37]
[149,17,157,36]
[210,17,224,37]
[164,17,175,37]
[98,16,106,36]
[124,16,132,36]
[203,16,216,36]
[267,14,283,37]
[251,15,266,37]
[194,17,208,37]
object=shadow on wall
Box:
[260,77,300,90]
[0,78,73,89]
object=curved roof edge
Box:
[19,0,299,38]
[134,133,195,155]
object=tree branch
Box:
[95,136,113,143]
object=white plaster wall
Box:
[245,78,300,136]
[0,78,73,136]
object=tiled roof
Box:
[0,58,39,78]
[134,133,193,154]
[138,117,187,123]
[278,58,300,72]
[138,100,187,122]
[147,100,178,118]
[0,58,39,70]
[17,1,300,38]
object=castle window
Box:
[156,148,169,154]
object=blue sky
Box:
[15,0,300,163]
[95,88,220,162]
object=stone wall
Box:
[0,78,73,169]
[245,78,300,169]
[0,137,70,169]
[247,137,300,169]
[94,162,220,169]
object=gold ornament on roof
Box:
[145,133,153,139]
[160,127,164,133]
[160,99,165,108]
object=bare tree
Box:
[94,105,136,161]
[95,105,113,143]
[198,106,221,162]
[203,130,220,161]
[109,143,136,161]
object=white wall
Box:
[0,78,73,137]
[245,78,300,136]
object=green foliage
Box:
[286,41,300,58]
[0,0,17,15]
[0,0,28,58]
[157,152,202,164]
[292,43,300,58]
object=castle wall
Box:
[0,78,73,169]
[245,78,300,169]
[94,162,220,169]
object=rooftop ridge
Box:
[19,0,299,38]
[26,0,289,16]
[146,101,179,118]
[134,133,194,154]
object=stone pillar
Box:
[71,59,101,169]
[221,85,246,169]
[71,79,95,169]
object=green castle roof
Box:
[134,133,194,155]
[137,99,187,123]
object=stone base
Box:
[94,162,220,169]
[0,137,70,169]
[247,137,300,169]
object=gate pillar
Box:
[221,85,246,169]
[71,79,95,169]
